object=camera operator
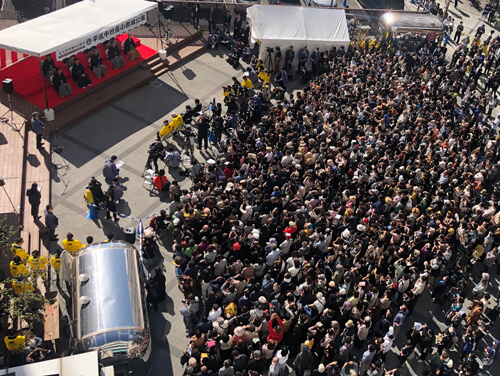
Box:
[146,141,164,173]
[212,113,224,145]
[196,114,210,150]
[183,99,202,124]
[181,127,196,156]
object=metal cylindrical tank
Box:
[60,241,151,366]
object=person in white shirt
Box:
[207,304,222,323]
[280,235,293,255]
[380,332,394,363]
[266,245,281,267]
[275,346,289,376]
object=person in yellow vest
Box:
[258,69,270,86]
[158,113,183,138]
[51,250,62,285]
[62,232,82,254]
[10,256,29,277]
[13,276,35,295]
[11,238,28,263]
[241,73,253,90]
[4,330,26,356]
[28,250,49,277]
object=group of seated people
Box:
[41,34,141,97]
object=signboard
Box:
[55,12,148,61]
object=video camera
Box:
[148,141,164,158]
[266,47,274,53]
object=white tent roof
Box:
[247,6,350,47]
[0,351,99,376]
[0,0,156,57]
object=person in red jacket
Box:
[267,313,284,343]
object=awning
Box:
[0,0,156,60]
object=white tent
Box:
[0,0,156,111]
[0,0,156,60]
[0,351,99,376]
[247,6,350,63]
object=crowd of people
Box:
[150,10,500,376]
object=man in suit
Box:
[285,46,295,69]
[234,14,242,40]
[298,45,309,72]
[44,204,59,241]
[196,115,210,150]
[223,10,232,33]
[208,6,216,34]
[31,112,44,149]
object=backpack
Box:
[113,184,124,201]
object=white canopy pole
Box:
[37,57,50,110]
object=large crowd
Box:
[157,17,500,376]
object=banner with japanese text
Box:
[55,12,148,61]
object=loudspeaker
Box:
[124,227,136,244]
[2,79,13,94]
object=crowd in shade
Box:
[157,31,500,376]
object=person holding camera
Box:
[146,141,164,173]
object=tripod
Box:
[0,93,23,133]
[51,150,70,195]
[145,13,166,51]
[46,119,71,194]
[264,50,273,72]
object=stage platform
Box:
[0,35,157,109]
[0,24,206,130]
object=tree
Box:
[0,274,49,331]
[0,216,21,257]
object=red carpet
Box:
[0,35,157,109]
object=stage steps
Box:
[146,38,207,78]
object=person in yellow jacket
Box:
[241,73,253,90]
[11,238,28,263]
[10,256,29,277]
[13,277,35,294]
[84,189,94,204]
[28,250,48,276]
[62,232,82,254]
[4,331,26,355]
[159,113,183,138]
